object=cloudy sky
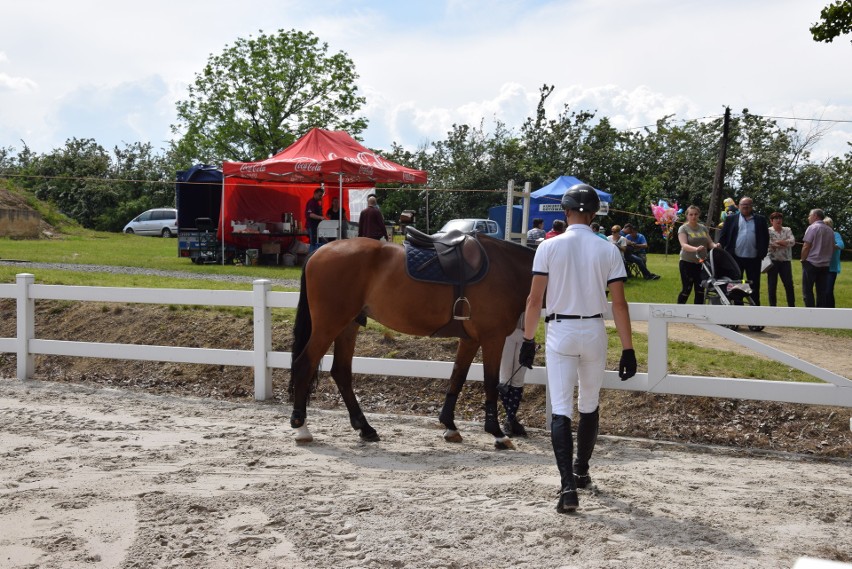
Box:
[1,0,849,162]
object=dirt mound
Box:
[0,186,61,238]
[0,300,849,457]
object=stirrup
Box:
[452,297,471,320]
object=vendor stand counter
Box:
[231,231,309,264]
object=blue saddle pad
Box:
[404,241,488,285]
[405,242,447,283]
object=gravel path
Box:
[0,260,301,288]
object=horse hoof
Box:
[443,429,463,443]
[294,425,313,443]
[360,431,381,442]
[494,437,515,450]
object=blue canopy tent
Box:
[488,176,612,238]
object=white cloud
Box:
[0,0,848,161]
[0,72,38,92]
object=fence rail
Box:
[2,273,851,408]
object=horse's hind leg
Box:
[331,321,380,442]
[438,338,479,443]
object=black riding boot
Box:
[573,407,599,489]
[499,385,527,437]
[677,292,689,304]
[550,414,579,513]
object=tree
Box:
[517,85,596,188]
[810,0,852,43]
[423,120,522,230]
[172,29,368,164]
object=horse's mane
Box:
[477,233,536,260]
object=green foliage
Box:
[6,139,178,232]
[810,0,852,43]
[171,29,368,164]
[424,121,519,228]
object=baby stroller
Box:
[700,248,764,332]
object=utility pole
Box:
[707,106,731,233]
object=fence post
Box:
[646,307,668,389]
[16,273,35,380]
[253,279,272,400]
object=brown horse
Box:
[288,233,535,448]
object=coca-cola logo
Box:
[239,164,266,174]
[359,165,374,176]
[294,162,322,172]
[358,151,396,171]
[403,173,415,182]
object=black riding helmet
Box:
[561,183,600,213]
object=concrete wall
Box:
[0,208,41,238]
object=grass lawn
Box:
[2,232,848,305]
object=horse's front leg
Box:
[481,336,513,450]
[439,338,479,443]
[330,322,379,442]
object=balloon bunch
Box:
[651,200,682,239]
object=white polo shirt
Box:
[531,223,627,317]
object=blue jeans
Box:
[308,227,320,252]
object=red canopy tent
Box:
[220,128,428,256]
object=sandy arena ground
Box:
[1,377,850,569]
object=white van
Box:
[123,208,178,237]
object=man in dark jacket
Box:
[357,195,389,241]
[718,196,769,306]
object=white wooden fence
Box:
[1,273,850,409]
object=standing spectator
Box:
[718,197,769,306]
[325,197,347,222]
[545,219,566,239]
[305,187,325,252]
[590,222,608,240]
[623,224,661,280]
[824,217,844,308]
[357,195,389,241]
[498,314,528,437]
[527,218,546,242]
[800,208,835,308]
[677,205,717,304]
[766,212,796,307]
[520,184,636,514]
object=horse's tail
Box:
[288,263,313,400]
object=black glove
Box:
[619,349,637,381]
[518,338,536,369]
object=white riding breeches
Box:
[499,327,528,387]
[544,318,608,418]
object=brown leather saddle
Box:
[404,227,490,338]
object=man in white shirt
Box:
[519,184,636,514]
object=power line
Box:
[755,114,852,124]
[626,112,852,132]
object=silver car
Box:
[123,208,178,237]
[435,218,501,239]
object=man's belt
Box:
[545,313,603,322]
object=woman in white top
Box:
[677,205,717,304]
[766,211,796,307]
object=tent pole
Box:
[221,176,225,265]
[338,174,343,240]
